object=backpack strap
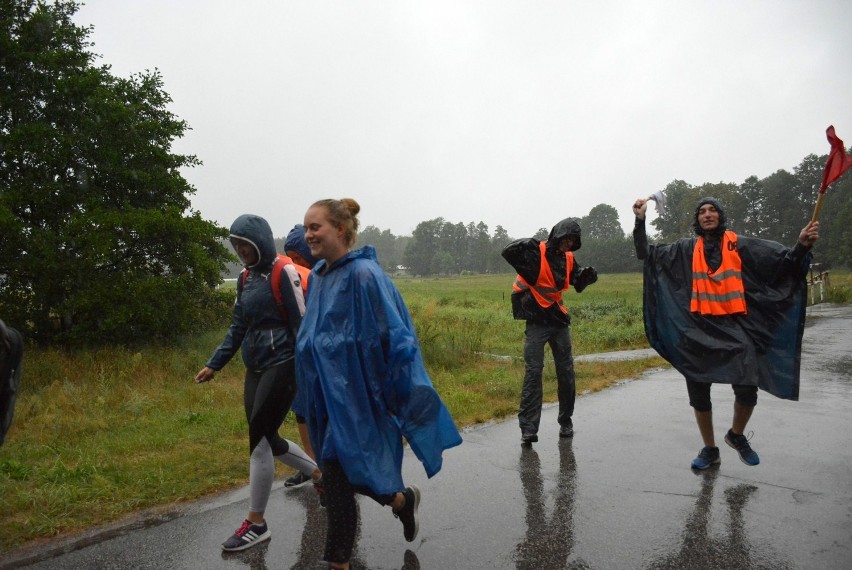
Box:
[269,255,288,321]
[237,256,289,322]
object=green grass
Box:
[0,270,783,554]
[824,270,852,303]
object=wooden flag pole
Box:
[811,192,825,223]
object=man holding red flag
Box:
[632,196,819,471]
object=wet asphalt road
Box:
[3,304,851,569]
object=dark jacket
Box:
[0,319,23,446]
[501,218,597,327]
[206,215,304,372]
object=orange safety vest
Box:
[690,231,747,316]
[512,242,575,314]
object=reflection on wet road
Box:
[515,440,584,569]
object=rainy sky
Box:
[73,0,852,239]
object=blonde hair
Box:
[311,198,360,247]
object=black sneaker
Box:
[394,485,421,542]
[521,432,538,444]
[284,471,312,489]
[559,424,574,438]
[725,429,760,466]
[221,519,270,551]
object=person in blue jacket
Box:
[296,198,462,570]
[194,214,322,552]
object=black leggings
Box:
[686,379,758,412]
[244,359,297,455]
[322,459,397,564]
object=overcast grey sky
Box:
[74,1,852,239]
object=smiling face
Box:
[697,203,720,232]
[303,205,349,265]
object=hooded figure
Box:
[634,197,812,400]
[196,214,320,552]
[503,218,597,326]
[284,224,318,268]
[633,195,818,470]
[501,218,598,444]
[206,214,304,372]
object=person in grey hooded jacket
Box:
[502,218,598,445]
[194,214,321,552]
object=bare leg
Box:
[694,409,716,447]
[731,402,754,435]
[390,491,405,512]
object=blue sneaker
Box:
[725,430,760,466]
[691,446,721,470]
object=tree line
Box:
[344,154,851,277]
[2,1,849,346]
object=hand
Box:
[633,198,648,220]
[195,367,216,384]
[574,266,598,293]
[799,221,819,248]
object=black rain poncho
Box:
[0,319,23,446]
[634,220,811,400]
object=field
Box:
[3,270,847,554]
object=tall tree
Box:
[760,169,800,244]
[0,0,231,344]
[470,221,491,273]
[491,225,513,273]
[582,204,624,240]
[404,217,444,276]
[736,175,768,236]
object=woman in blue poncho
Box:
[296,198,462,570]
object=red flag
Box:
[820,125,852,192]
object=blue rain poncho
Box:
[295,246,462,495]
[635,220,811,400]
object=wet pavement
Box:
[2,304,851,569]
